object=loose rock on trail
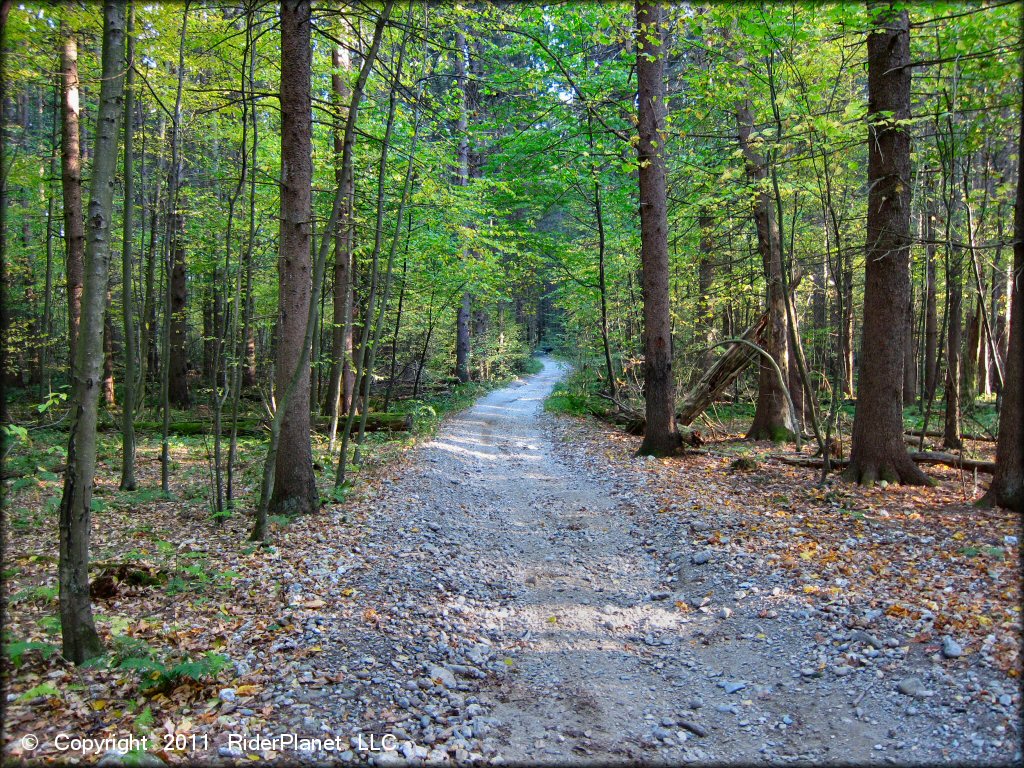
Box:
[227,358,1019,765]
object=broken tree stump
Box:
[677,312,769,426]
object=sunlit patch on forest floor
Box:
[553,413,1021,684]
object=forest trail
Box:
[406,357,886,764]
[249,358,1017,766]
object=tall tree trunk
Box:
[203,288,215,384]
[326,38,354,447]
[41,82,60,395]
[161,6,189,493]
[103,308,116,406]
[60,23,85,368]
[324,5,391,448]
[944,250,963,449]
[981,92,1022,510]
[811,230,827,372]
[119,1,137,490]
[384,250,409,411]
[844,3,929,486]
[923,204,939,400]
[988,253,1005,396]
[58,0,125,664]
[243,294,256,388]
[269,0,317,517]
[839,259,855,396]
[456,293,471,382]
[589,113,616,397]
[736,99,794,441]
[139,112,165,400]
[635,0,679,457]
[168,211,189,407]
[991,235,1009,397]
[903,272,918,403]
[338,26,410,483]
[693,208,716,380]
[353,31,420,466]
[227,9,259,509]
[963,294,981,407]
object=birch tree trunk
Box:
[60,23,85,367]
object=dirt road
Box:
[251,358,1018,765]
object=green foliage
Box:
[117,651,230,696]
[135,705,155,729]
[4,639,59,667]
[544,366,610,419]
[520,356,544,375]
[17,683,62,701]
[10,585,59,606]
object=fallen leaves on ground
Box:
[555,416,1020,681]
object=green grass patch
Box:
[544,364,610,418]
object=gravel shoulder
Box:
[230,358,1020,766]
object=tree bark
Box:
[58,0,125,664]
[269,0,317,517]
[138,112,165,399]
[60,23,85,368]
[635,0,679,456]
[161,7,188,493]
[324,5,391,448]
[325,36,355,443]
[168,211,189,407]
[456,293,471,382]
[119,1,137,490]
[102,308,116,406]
[844,3,929,486]
[944,249,963,448]
[693,208,716,381]
[981,85,1024,512]
[903,269,918,403]
[839,261,855,396]
[736,99,794,441]
[923,204,939,400]
[988,251,1006,396]
[963,295,981,405]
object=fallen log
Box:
[905,429,996,443]
[130,419,265,436]
[314,412,414,433]
[770,451,995,474]
[678,312,769,426]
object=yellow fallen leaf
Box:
[235,685,261,696]
[93,700,107,711]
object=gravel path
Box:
[235,358,1019,766]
